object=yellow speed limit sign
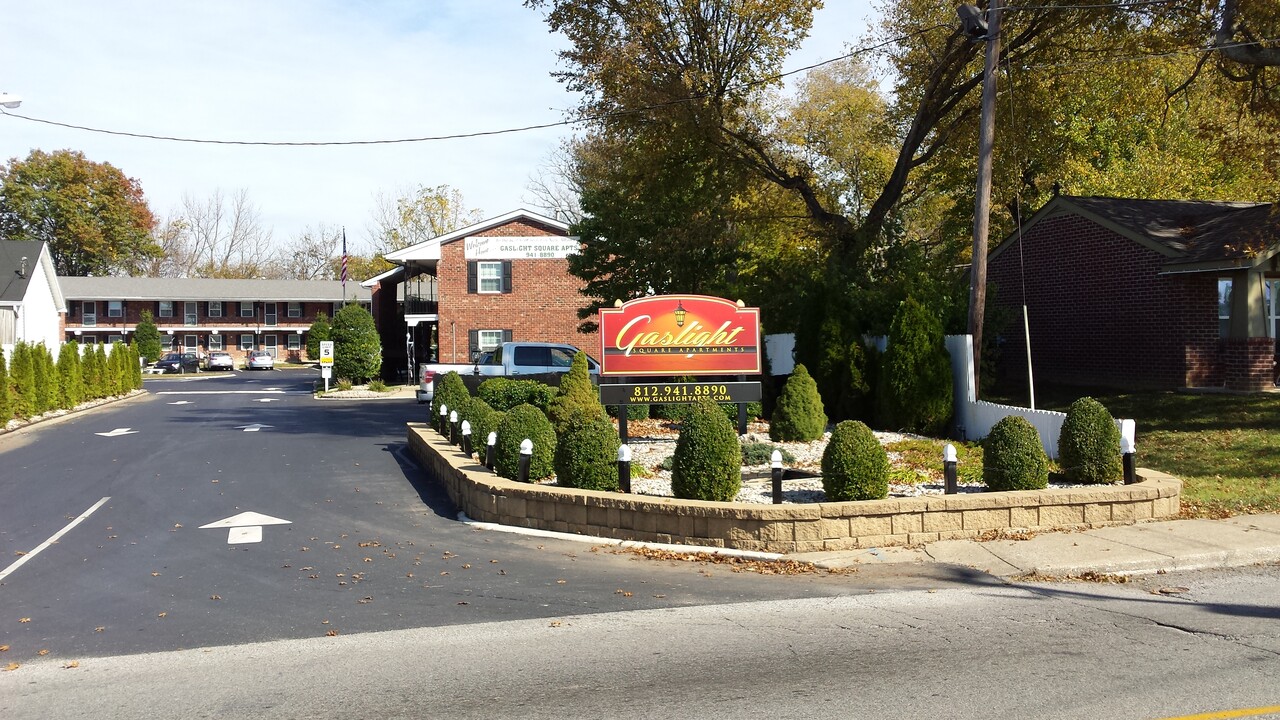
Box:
[319,341,334,367]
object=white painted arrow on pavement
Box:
[253,398,279,403]
[95,428,138,437]
[235,423,274,432]
[168,400,193,405]
[199,511,291,544]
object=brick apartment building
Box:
[987,195,1280,393]
[368,209,595,381]
[58,276,371,363]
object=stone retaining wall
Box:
[408,423,1182,553]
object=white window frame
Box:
[477,261,503,294]
[83,302,97,327]
[159,301,174,318]
[208,301,223,318]
[83,336,98,345]
[287,302,302,318]
[107,334,124,344]
[209,334,224,351]
[287,334,301,351]
[240,301,255,318]
[107,300,123,318]
[240,334,255,351]
[477,329,504,352]
[264,334,278,357]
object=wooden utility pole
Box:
[968,0,1002,398]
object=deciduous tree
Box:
[0,150,159,275]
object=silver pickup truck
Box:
[417,341,600,404]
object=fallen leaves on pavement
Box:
[614,547,854,575]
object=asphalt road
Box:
[0,369,975,663]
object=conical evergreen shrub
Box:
[769,364,827,442]
[494,404,556,481]
[1058,397,1122,484]
[547,352,605,434]
[32,344,54,414]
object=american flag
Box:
[341,228,348,286]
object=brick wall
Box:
[988,213,1221,390]
[436,219,597,363]
[1223,337,1276,391]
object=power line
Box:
[0,24,949,148]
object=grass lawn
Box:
[1003,385,1280,519]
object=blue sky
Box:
[0,1,872,257]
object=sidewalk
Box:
[791,513,1280,577]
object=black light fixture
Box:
[674,301,686,327]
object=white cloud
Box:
[0,0,871,256]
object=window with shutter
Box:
[467,262,478,294]
[501,261,513,294]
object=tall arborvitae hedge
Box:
[58,341,84,407]
[129,344,143,389]
[134,310,162,363]
[84,344,105,400]
[875,297,953,435]
[0,346,10,424]
[32,344,54,415]
[9,342,35,419]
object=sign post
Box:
[319,341,334,392]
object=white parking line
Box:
[155,390,296,395]
[0,496,111,582]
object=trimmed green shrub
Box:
[477,378,557,413]
[306,312,331,361]
[547,352,606,434]
[983,415,1049,491]
[0,346,10,423]
[554,415,621,491]
[82,344,104,400]
[433,371,470,431]
[606,403,650,420]
[717,401,763,426]
[671,399,741,502]
[111,342,130,395]
[495,403,556,481]
[741,442,796,466]
[651,403,690,421]
[134,309,163,363]
[34,344,57,414]
[1058,397,1122,485]
[770,364,827,442]
[875,296,953,435]
[331,304,382,382]
[821,420,890,501]
[9,342,35,418]
[463,399,501,454]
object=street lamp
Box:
[0,93,21,109]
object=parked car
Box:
[154,352,200,374]
[205,351,234,371]
[246,350,275,370]
[417,342,597,404]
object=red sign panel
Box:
[598,295,761,376]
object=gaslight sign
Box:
[598,295,761,376]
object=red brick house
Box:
[58,276,370,364]
[987,195,1279,393]
[369,209,594,381]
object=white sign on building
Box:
[464,236,580,260]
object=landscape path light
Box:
[461,420,472,458]
[617,444,631,493]
[771,450,783,504]
[518,439,533,483]
[485,432,497,470]
[943,444,958,495]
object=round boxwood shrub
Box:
[820,420,889,501]
[554,415,622,491]
[983,415,1049,491]
[1058,397,1122,485]
[477,378,557,413]
[495,404,556,481]
[463,398,499,451]
[670,399,741,502]
[770,364,827,442]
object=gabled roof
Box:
[384,208,570,263]
[990,195,1280,273]
[57,276,371,302]
[1,240,45,303]
[1,241,63,310]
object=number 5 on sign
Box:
[319,341,334,367]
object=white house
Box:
[0,240,66,359]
